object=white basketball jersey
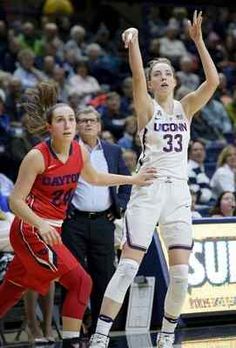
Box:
[138,99,191,180]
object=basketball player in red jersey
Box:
[0,82,156,347]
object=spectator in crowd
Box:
[0,172,13,213]
[52,66,69,103]
[93,24,116,56]
[0,20,8,65]
[226,88,236,129]
[159,22,187,67]
[101,130,115,144]
[190,110,226,144]
[0,87,19,180]
[24,284,55,344]
[62,106,131,333]
[17,22,38,53]
[188,140,212,206]
[5,77,23,122]
[206,31,227,69]
[148,38,161,61]
[85,43,119,88]
[122,149,137,175]
[1,36,21,73]
[201,97,232,135]
[0,172,14,198]
[42,55,56,79]
[175,86,224,144]
[211,144,236,199]
[214,72,232,106]
[68,60,100,107]
[0,89,11,151]
[13,49,45,90]
[34,22,64,61]
[176,55,200,90]
[117,115,137,150]
[68,92,81,112]
[63,49,77,78]
[9,114,41,171]
[146,6,166,38]
[210,191,236,217]
[99,92,126,140]
[120,77,133,116]
[190,189,202,219]
[64,25,86,61]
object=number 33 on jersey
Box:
[138,100,190,180]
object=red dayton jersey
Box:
[27,140,83,220]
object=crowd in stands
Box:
[0,2,235,344]
[0,5,236,226]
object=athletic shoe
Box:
[156,332,175,347]
[89,333,110,347]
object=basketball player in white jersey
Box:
[90,11,219,348]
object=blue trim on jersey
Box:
[46,139,73,159]
[125,214,147,252]
[168,241,193,251]
[138,127,148,167]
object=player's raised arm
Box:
[181,11,219,118]
[122,28,153,130]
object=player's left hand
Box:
[132,167,157,186]
[187,10,203,44]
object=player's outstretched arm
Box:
[181,10,219,118]
[80,145,157,187]
[122,28,153,130]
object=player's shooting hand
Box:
[122,28,138,49]
[132,167,157,186]
[38,221,62,246]
[187,10,203,44]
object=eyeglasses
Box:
[78,118,98,124]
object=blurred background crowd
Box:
[0,1,236,231]
[0,0,236,342]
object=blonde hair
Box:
[217,145,236,167]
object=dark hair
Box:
[146,58,175,81]
[188,139,205,158]
[23,81,68,134]
[210,191,236,216]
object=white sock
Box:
[62,331,80,339]
[161,316,178,334]
[95,315,114,337]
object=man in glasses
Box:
[61,106,131,336]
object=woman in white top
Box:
[211,145,236,199]
[90,11,219,348]
[68,60,100,106]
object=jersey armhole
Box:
[34,142,50,173]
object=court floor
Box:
[2,324,236,347]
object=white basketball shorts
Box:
[121,177,193,252]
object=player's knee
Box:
[61,266,93,303]
[165,264,189,317]
[105,258,139,304]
